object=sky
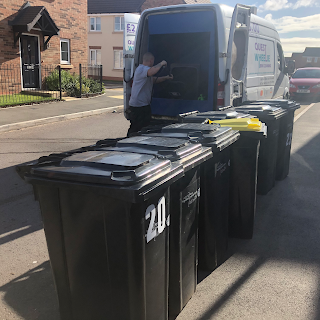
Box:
[215,0,320,56]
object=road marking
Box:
[106,88,123,91]
[0,226,31,240]
[108,95,123,99]
[294,103,315,122]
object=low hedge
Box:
[45,69,103,97]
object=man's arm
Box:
[153,74,173,84]
[147,60,167,77]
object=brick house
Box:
[0,0,87,91]
[286,47,320,71]
[88,0,211,81]
[302,47,320,68]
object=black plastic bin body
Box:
[98,136,212,319]
[234,105,286,195]
[177,112,267,239]
[228,132,264,238]
[17,151,184,320]
[146,123,240,271]
[243,100,300,180]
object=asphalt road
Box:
[0,101,316,319]
[0,110,129,320]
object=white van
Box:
[123,3,289,118]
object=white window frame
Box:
[90,49,101,65]
[307,57,312,63]
[114,49,123,69]
[60,39,70,64]
[114,16,124,32]
[90,17,101,31]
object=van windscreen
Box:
[144,10,216,117]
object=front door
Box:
[20,35,40,89]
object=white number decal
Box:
[157,197,166,234]
[145,196,167,243]
[286,133,293,146]
[145,204,157,243]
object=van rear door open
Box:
[123,13,140,118]
[225,5,251,106]
[134,7,217,117]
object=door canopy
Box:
[9,2,60,48]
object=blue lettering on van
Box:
[259,63,272,68]
[126,23,136,35]
[255,43,267,52]
[255,54,270,62]
[250,23,259,34]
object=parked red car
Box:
[290,67,320,100]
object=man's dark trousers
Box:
[127,105,151,136]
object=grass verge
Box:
[0,94,56,107]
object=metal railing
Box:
[79,64,103,98]
[0,64,60,107]
[0,64,103,108]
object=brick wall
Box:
[301,57,320,69]
[0,0,87,72]
[141,0,185,11]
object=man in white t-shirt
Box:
[127,52,173,136]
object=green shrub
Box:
[82,77,103,93]
[45,70,60,91]
[44,69,103,97]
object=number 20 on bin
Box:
[145,196,169,243]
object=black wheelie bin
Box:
[242,99,300,180]
[16,150,184,320]
[97,136,212,319]
[234,105,287,195]
[179,112,267,239]
[178,111,267,239]
[139,123,240,271]
[204,118,267,239]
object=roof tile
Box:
[88,0,145,14]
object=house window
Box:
[314,57,318,63]
[90,49,101,65]
[60,39,70,64]
[114,49,123,69]
[90,17,101,31]
[307,57,312,63]
[114,16,124,32]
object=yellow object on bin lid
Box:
[205,118,263,131]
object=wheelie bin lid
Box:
[203,118,267,138]
[234,105,287,121]
[23,150,184,203]
[243,99,300,111]
[95,137,126,147]
[16,145,100,180]
[103,136,213,172]
[156,123,240,151]
[178,110,255,123]
[139,128,238,151]
[162,123,221,134]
